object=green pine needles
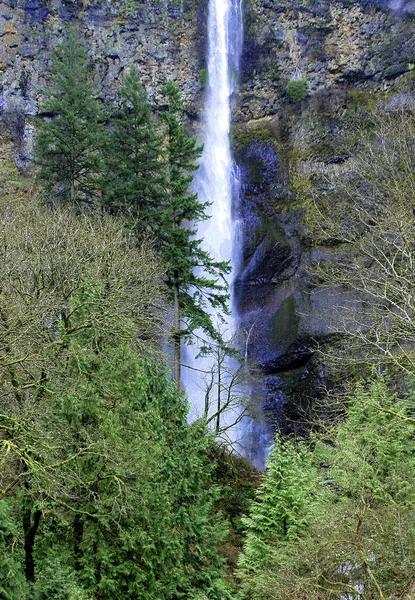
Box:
[237,377,415,600]
[101,65,165,226]
[238,436,317,578]
[33,30,230,391]
[33,28,104,206]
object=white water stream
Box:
[183,0,243,440]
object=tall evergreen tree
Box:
[159,81,230,390]
[0,193,231,598]
[237,378,415,600]
[32,333,230,600]
[238,435,317,581]
[101,66,165,231]
[33,29,104,206]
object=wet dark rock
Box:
[262,338,316,375]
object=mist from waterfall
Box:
[183,0,244,442]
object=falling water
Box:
[183,0,243,438]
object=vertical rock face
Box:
[1,0,415,436]
[233,0,415,435]
[237,0,415,122]
[0,0,206,162]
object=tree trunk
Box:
[73,514,84,571]
[173,281,181,391]
[216,363,221,434]
[23,505,42,584]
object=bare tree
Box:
[186,328,262,449]
[309,105,415,377]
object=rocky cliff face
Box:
[238,0,415,121]
[1,0,415,440]
[0,0,206,164]
[234,0,415,442]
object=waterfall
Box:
[183,0,243,441]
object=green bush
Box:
[34,558,90,600]
[285,78,308,103]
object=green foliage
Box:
[33,32,231,387]
[308,377,415,598]
[238,436,317,586]
[321,377,415,506]
[285,78,308,103]
[33,29,104,206]
[101,65,165,231]
[34,558,91,600]
[0,501,27,600]
[120,0,141,17]
[211,448,261,582]
[52,339,229,599]
[237,376,415,599]
[0,190,231,597]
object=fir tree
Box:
[35,337,230,600]
[33,29,104,206]
[159,81,230,390]
[237,377,415,600]
[101,66,165,231]
[238,436,317,577]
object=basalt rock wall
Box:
[0,0,207,163]
[233,0,415,440]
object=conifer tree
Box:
[238,436,317,578]
[101,66,165,231]
[0,194,231,599]
[34,338,230,600]
[159,81,230,390]
[237,378,415,600]
[33,29,104,206]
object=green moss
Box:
[232,126,281,153]
[289,175,314,217]
[347,89,380,110]
[302,141,348,163]
[120,0,143,17]
[199,67,208,88]
[1,160,21,181]
[0,159,30,193]
[265,59,283,84]
[286,79,308,104]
